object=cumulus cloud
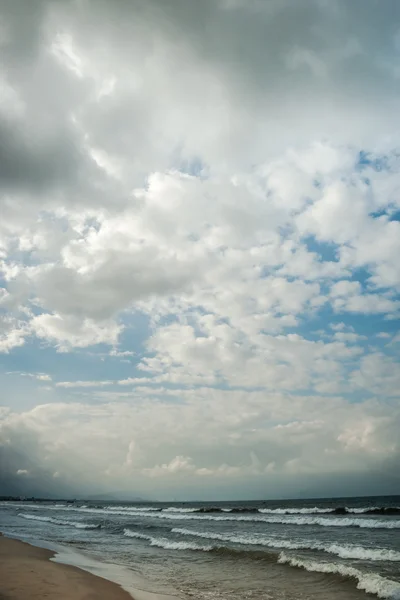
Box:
[0,0,399,498]
[30,314,122,350]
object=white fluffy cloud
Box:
[0,0,399,497]
[0,316,28,353]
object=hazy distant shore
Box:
[0,534,133,600]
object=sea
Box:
[1,496,400,600]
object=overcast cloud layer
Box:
[0,0,399,500]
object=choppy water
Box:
[1,496,400,600]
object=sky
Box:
[0,0,400,501]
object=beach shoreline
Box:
[0,534,133,600]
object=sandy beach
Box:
[0,535,133,600]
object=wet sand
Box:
[0,534,133,600]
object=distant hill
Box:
[84,492,150,502]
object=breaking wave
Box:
[278,552,400,599]
[172,528,400,561]
[6,502,400,516]
[162,507,199,513]
[18,513,100,530]
[124,526,400,598]
[123,528,213,551]
[159,506,400,516]
[105,505,160,512]
[71,506,400,529]
[259,507,332,514]
[259,507,400,516]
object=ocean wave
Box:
[162,507,199,513]
[18,513,100,530]
[259,507,331,514]
[326,545,400,562]
[6,502,399,517]
[260,506,400,516]
[124,526,400,597]
[163,505,400,516]
[105,505,161,512]
[70,506,400,528]
[172,528,400,561]
[262,516,400,529]
[348,507,400,516]
[278,552,400,600]
[158,506,400,515]
[123,528,213,551]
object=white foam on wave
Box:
[259,507,331,514]
[3,501,399,516]
[173,527,301,549]
[175,527,309,544]
[278,552,400,599]
[347,507,400,514]
[123,528,213,551]
[260,506,400,515]
[18,513,99,530]
[173,528,400,561]
[273,516,400,530]
[105,506,160,512]
[162,507,198,513]
[69,507,400,529]
[325,544,400,562]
